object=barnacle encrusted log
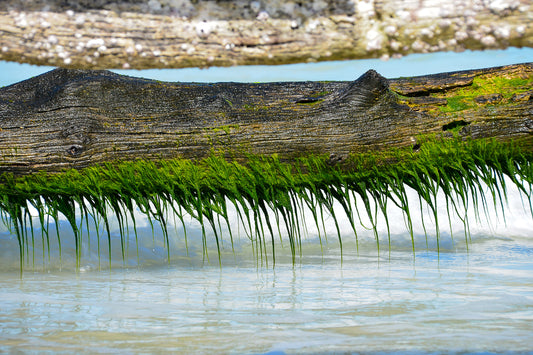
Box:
[0,62,532,175]
[0,0,532,69]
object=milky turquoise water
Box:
[1,49,532,354]
[1,239,532,354]
[1,47,533,86]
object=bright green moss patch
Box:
[1,136,532,271]
[437,75,533,113]
[469,76,531,99]
[441,96,471,112]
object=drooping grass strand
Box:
[1,136,532,271]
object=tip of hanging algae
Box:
[0,135,532,272]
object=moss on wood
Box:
[1,136,531,271]
[0,63,532,271]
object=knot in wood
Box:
[68,144,83,156]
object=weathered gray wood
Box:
[0,63,532,175]
[0,0,531,69]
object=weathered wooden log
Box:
[0,0,532,69]
[0,62,532,175]
[1,62,532,270]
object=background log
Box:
[0,62,531,175]
[0,0,531,69]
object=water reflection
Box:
[0,179,531,353]
[1,236,532,354]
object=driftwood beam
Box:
[0,62,532,175]
[0,0,532,69]
[1,60,532,270]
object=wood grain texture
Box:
[0,63,532,175]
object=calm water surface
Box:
[1,49,533,354]
[2,47,533,85]
[1,236,532,354]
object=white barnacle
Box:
[389,40,401,51]
[366,28,384,51]
[455,31,468,41]
[75,42,85,52]
[384,25,397,36]
[256,11,269,21]
[196,21,212,38]
[74,15,85,27]
[15,15,28,28]
[411,39,427,51]
[419,28,434,38]
[47,35,58,45]
[494,26,511,39]
[481,35,496,46]
[86,38,105,48]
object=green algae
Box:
[438,75,533,113]
[1,136,532,271]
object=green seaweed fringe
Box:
[1,136,532,270]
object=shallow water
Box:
[2,47,533,86]
[1,235,532,354]
[1,49,533,354]
[1,178,532,354]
